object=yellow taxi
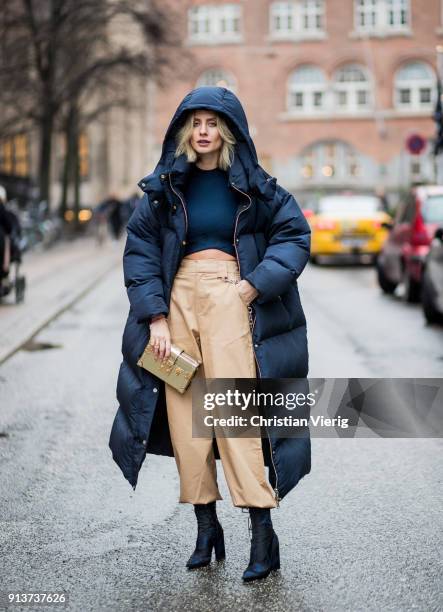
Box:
[304,193,393,264]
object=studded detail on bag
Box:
[137,343,201,394]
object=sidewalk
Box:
[0,234,125,365]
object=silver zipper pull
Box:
[274,488,280,508]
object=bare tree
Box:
[0,0,188,213]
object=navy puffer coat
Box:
[109,86,312,502]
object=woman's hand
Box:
[236,280,259,305]
[149,315,171,361]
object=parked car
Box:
[376,185,443,302]
[303,193,392,264]
[421,227,443,323]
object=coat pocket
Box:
[253,297,292,341]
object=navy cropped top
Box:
[183,165,238,257]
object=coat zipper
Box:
[231,182,280,508]
[168,173,188,235]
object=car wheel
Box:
[310,255,318,265]
[376,259,397,294]
[422,274,442,324]
[402,266,421,303]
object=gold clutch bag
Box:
[137,342,201,394]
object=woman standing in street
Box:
[109,86,312,582]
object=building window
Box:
[301,0,324,31]
[270,2,296,35]
[286,64,373,115]
[354,0,410,34]
[270,0,324,39]
[300,140,362,182]
[287,65,327,113]
[356,0,377,29]
[0,134,29,177]
[196,68,237,93]
[332,64,372,112]
[189,5,211,37]
[78,132,89,179]
[219,4,241,34]
[188,4,242,44]
[387,0,408,27]
[394,61,436,111]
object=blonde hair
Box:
[174,110,236,171]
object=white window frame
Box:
[300,0,324,33]
[188,4,243,45]
[287,65,328,115]
[332,64,373,114]
[353,0,410,36]
[386,0,409,28]
[269,0,325,40]
[270,2,297,37]
[218,3,241,35]
[188,5,212,39]
[394,61,436,112]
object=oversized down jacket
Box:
[109,86,312,502]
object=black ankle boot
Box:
[242,507,280,582]
[186,501,225,569]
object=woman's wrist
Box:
[150,314,166,324]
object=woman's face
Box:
[190,110,223,157]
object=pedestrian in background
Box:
[95,193,124,241]
[109,87,312,582]
[0,185,13,288]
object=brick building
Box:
[1,0,441,210]
[148,0,443,206]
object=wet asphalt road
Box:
[0,261,442,612]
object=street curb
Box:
[0,256,120,366]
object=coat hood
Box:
[138,86,277,202]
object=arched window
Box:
[332,64,372,112]
[287,65,327,112]
[394,61,436,110]
[196,68,237,93]
[300,140,363,182]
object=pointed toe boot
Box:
[242,507,280,582]
[186,501,225,569]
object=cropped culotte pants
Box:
[165,258,277,509]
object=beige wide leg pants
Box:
[165,257,277,509]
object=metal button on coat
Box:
[153,387,158,393]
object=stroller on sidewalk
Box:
[0,186,26,304]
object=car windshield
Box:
[317,196,383,216]
[422,195,443,223]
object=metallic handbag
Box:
[137,342,201,394]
